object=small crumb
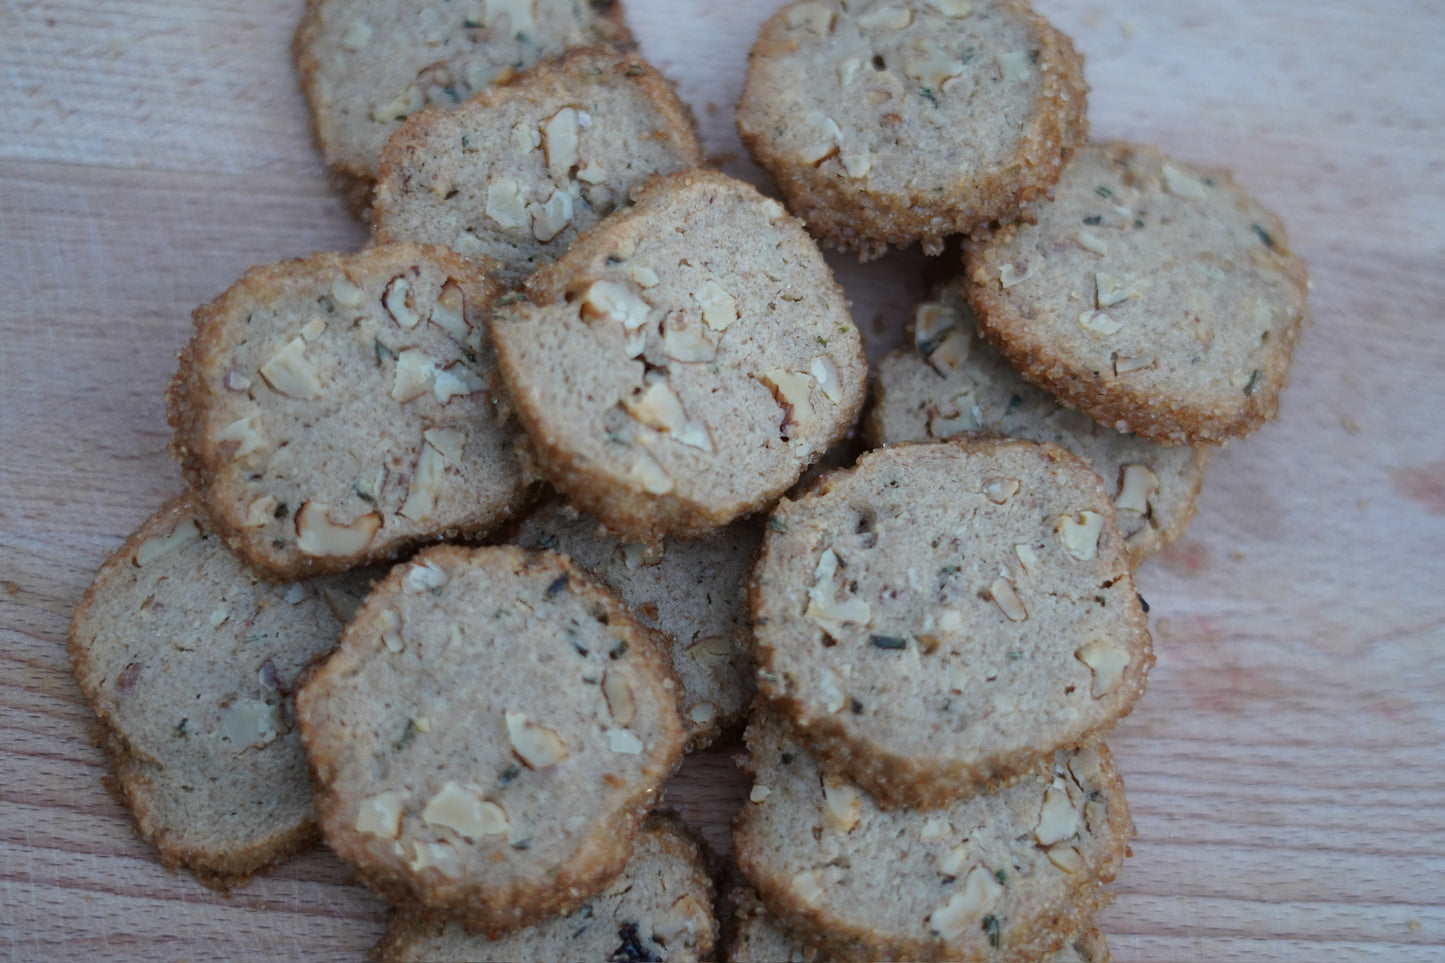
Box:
[1357,498,1370,511]
[1120,20,1137,38]
[3,581,19,596]
[705,101,720,116]
[1408,919,1422,932]
[1154,617,1172,639]
[1227,550,1244,562]
[1342,415,1360,434]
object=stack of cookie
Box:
[67,0,1309,959]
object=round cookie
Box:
[734,710,1130,962]
[374,813,717,962]
[749,439,1152,809]
[295,544,687,934]
[512,499,759,750]
[736,0,1088,259]
[68,495,373,886]
[727,886,1110,962]
[373,48,703,287]
[167,243,533,578]
[867,279,1212,561]
[294,0,632,209]
[492,169,868,544]
[964,141,1310,445]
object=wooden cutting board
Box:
[2,1,1443,959]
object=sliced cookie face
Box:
[734,711,1130,962]
[295,545,686,934]
[965,142,1310,445]
[375,814,717,962]
[493,169,868,543]
[736,0,1087,259]
[374,48,703,287]
[294,0,632,194]
[868,279,1212,560]
[167,244,532,578]
[513,500,759,750]
[749,439,1152,809]
[68,495,372,886]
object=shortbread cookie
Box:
[68,495,372,886]
[727,886,1109,962]
[168,244,532,578]
[493,169,868,544]
[736,0,1087,259]
[513,500,759,749]
[296,545,687,934]
[294,0,632,207]
[965,142,1310,445]
[868,280,1211,560]
[375,813,717,962]
[374,48,703,286]
[749,439,1152,809]
[734,711,1130,962]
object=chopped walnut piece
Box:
[259,338,324,399]
[602,670,636,727]
[926,866,1001,939]
[486,179,530,231]
[989,578,1028,622]
[295,502,381,557]
[1034,777,1081,845]
[505,711,568,768]
[354,791,406,838]
[1058,511,1104,560]
[1076,640,1130,697]
[1114,463,1158,514]
[422,783,509,838]
[806,548,872,636]
[821,774,861,832]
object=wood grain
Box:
[3,0,1444,960]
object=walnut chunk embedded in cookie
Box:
[294,0,633,209]
[492,169,868,544]
[736,0,1088,259]
[295,545,687,935]
[374,48,704,287]
[68,495,374,887]
[512,500,759,750]
[733,710,1130,962]
[374,814,716,962]
[867,279,1212,560]
[965,142,1310,445]
[167,243,534,578]
[748,439,1152,809]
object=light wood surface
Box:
[3,1,1443,959]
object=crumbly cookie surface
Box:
[734,710,1130,962]
[737,0,1087,259]
[295,544,686,934]
[513,500,759,749]
[68,495,371,886]
[749,439,1152,808]
[375,814,716,962]
[294,0,632,190]
[868,279,1211,560]
[493,169,868,543]
[965,142,1310,445]
[374,48,702,286]
[167,244,531,578]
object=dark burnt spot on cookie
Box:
[609,921,661,962]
